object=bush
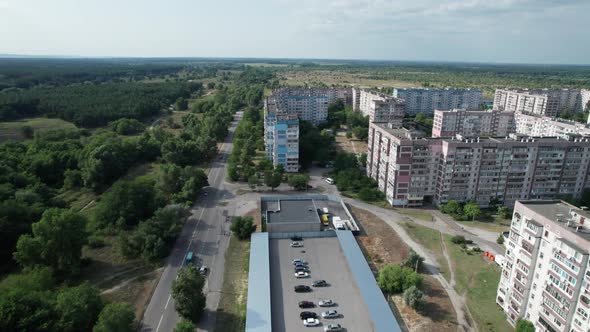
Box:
[403,285,426,311]
[93,302,135,332]
[497,206,512,219]
[496,234,505,245]
[377,264,423,294]
[231,216,256,240]
[515,319,535,332]
[450,235,472,245]
[402,250,425,272]
[174,320,195,332]
[87,234,106,248]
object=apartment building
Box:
[496,200,590,332]
[392,88,482,115]
[273,88,352,125]
[264,96,299,172]
[432,109,515,137]
[367,122,590,207]
[494,89,588,118]
[515,112,590,139]
[355,89,405,126]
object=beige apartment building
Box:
[432,109,515,137]
[515,112,590,139]
[494,89,588,118]
[497,200,590,332]
[367,122,590,207]
[353,88,406,127]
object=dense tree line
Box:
[331,152,384,202]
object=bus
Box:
[321,214,329,226]
[185,251,194,265]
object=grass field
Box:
[397,208,434,221]
[0,117,77,142]
[278,70,422,89]
[214,235,250,332]
[457,216,511,233]
[401,223,450,282]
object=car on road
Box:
[291,235,303,241]
[324,323,343,331]
[294,271,309,278]
[321,310,339,318]
[294,285,312,293]
[185,251,194,265]
[325,177,334,184]
[199,266,208,275]
[303,318,320,327]
[294,262,308,268]
[300,311,318,320]
[313,280,328,287]
[294,266,310,272]
[292,259,308,265]
[318,299,335,307]
[290,241,303,247]
[299,301,315,309]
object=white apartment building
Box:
[367,122,590,207]
[356,89,405,126]
[432,109,515,137]
[515,112,590,139]
[264,97,300,172]
[496,200,590,332]
[494,89,589,118]
[274,88,352,125]
[393,88,482,115]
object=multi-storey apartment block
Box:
[494,89,589,118]
[515,112,590,139]
[273,88,352,125]
[432,109,515,137]
[355,89,405,126]
[393,88,482,115]
[367,122,590,207]
[496,200,590,331]
[264,96,299,172]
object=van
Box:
[325,178,334,185]
[322,207,329,214]
[185,251,194,265]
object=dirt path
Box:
[439,233,456,289]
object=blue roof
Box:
[245,233,272,332]
[336,231,402,332]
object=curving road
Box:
[141,112,242,332]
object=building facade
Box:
[356,89,405,126]
[494,89,588,118]
[432,109,515,137]
[515,112,590,139]
[264,97,300,172]
[367,122,590,207]
[273,88,352,125]
[393,88,482,115]
[496,200,590,332]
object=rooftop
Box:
[518,200,590,244]
[266,199,320,224]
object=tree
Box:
[264,171,281,191]
[352,126,368,140]
[497,206,511,219]
[377,264,422,294]
[174,319,196,332]
[463,202,481,221]
[172,265,206,323]
[402,250,425,272]
[497,234,505,245]
[55,283,104,332]
[358,187,384,202]
[93,302,135,332]
[440,200,462,216]
[248,175,260,190]
[176,97,188,111]
[288,174,309,191]
[14,208,88,275]
[0,287,57,332]
[21,125,34,138]
[403,286,426,311]
[345,131,352,139]
[231,216,256,240]
[515,319,535,332]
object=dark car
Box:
[291,235,303,241]
[294,266,310,272]
[299,301,315,309]
[312,280,328,287]
[294,285,312,293]
[300,311,318,320]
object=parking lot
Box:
[269,237,374,332]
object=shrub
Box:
[403,285,426,311]
[231,216,256,240]
[377,264,423,294]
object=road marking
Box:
[155,314,164,332]
[164,294,171,309]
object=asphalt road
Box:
[141,112,241,332]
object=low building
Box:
[393,88,482,115]
[355,89,405,126]
[496,200,590,331]
[432,109,515,137]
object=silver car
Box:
[324,324,343,332]
[318,299,335,307]
[321,310,339,318]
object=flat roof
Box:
[245,233,272,332]
[266,199,320,224]
[519,201,590,244]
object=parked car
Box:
[299,301,315,309]
[294,266,310,272]
[294,285,312,293]
[290,241,303,248]
[292,259,307,265]
[294,262,308,268]
[291,235,303,241]
[312,280,328,287]
[199,266,208,275]
[324,323,343,331]
[321,310,339,318]
[318,299,335,307]
[325,177,334,185]
[300,311,318,320]
[294,271,310,278]
[303,318,320,327]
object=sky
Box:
[1,0,589,64]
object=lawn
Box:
[0,117,77,142]
[396,208,434,222]
[457,216,511,233]
[401,223,450,282]
[56,188,98,212]
[214,235,250,332]
[277,70,422,89]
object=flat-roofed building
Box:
[496,200,590,331]
[356,89,405,127]
[393,88,482,115]
[494,89,588,118]
[432,108,515,137]
[264,96,300,172]
[515,112,590,139]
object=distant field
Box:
[0,117,77,142]
[278,70,422,88]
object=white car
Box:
[303,318,320,327]
[321,310,339,318]
[294,271,310,278]
[292,259,307,265]
[318,299,335,307]
[324,323,343,331]
[199,266,208,275]
[290,241,303,248]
